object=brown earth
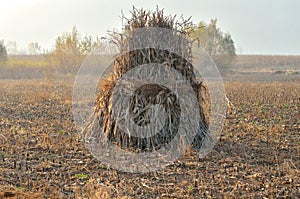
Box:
[0,78,299,198]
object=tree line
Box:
[0,19,236,72]
[190,19,236,66]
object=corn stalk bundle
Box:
[85,7,210,153]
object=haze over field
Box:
[0,0,299,55]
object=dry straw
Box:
[84,7,210,152]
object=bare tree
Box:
[27,42,41,55]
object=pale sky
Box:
[0,0,299,55]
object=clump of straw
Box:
[85,7,210,152]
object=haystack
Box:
[86,7,210,152]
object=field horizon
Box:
[1,54,300,82]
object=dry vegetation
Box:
[85,7,209,155]
[0,8,299,198]
[0,76,299,198]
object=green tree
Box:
[191,19,236,66]
[0,40,7,63]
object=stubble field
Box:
[0,74,299,198]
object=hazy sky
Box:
[0,0,299,55]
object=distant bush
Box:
[49,26,100,74]
[0,40,7,63]
[190,19,236,67]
